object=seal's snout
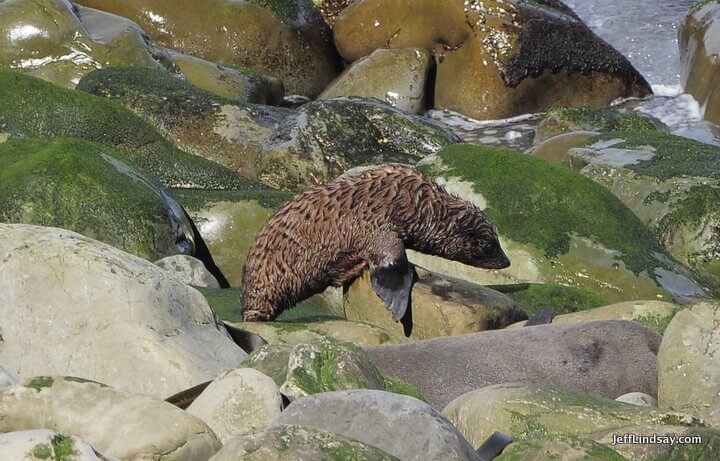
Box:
[495,251,511,269]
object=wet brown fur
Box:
[242,164,510,321]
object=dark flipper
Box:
[524,307,555,326]
[224,322,268,353]
[369,240,417,322]
[165,380,211,409]
[476,431,513,461]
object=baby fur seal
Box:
[241,164,511,322]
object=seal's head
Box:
[439,207,511,270]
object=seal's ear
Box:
[369,242,418,322]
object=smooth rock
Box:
[187,368,282,444]
[658,300,720,426]
[365,320,661,410]
[526,130,599,165]
[272,390,480,461]
[615,392,658,407]
[210,425,400,461]
[0,377,221,460]
[443,383,702,448]
[588,425,720,460]
[495,437,624,461]
[0,429,108,461]
[156,255,221,288]
[534,106,656,144]
[0,364,18,390]
[344,267,526,340]
[0,224,246,398]
[319,48,431,114]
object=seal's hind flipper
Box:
[370,248,417,322]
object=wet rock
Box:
[0,69,250,189]
[0,138,194,262]
[508,300,682,334]
[0,224,246,398]
[0,377,221,460]
[494,283,609,318]
[155,255,221,288]
[0,0,164,88]
[658,300,720,426]
[210,425,400,461]
[443,383,702,448]
[680,1,720,125]
[74,0,341,97]
[318,48,432,114]
[186,368,282,444]
[495,437,624,460]
[272,390,480,461]
[534,106,657,144]
[567,130,720,295]
[344,267,526,340]
[616,392,658,407]
[588,425,720,460]
[334,0,651,120]
[526,130,599,165]
[365,320,661,410]
[416,144,706,303]
[236,320,407,347]
[0,429,108,461]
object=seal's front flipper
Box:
[369,240,417,322]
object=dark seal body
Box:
[242,164,510,322]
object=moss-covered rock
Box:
[334,0,650,120]
[588,425,720,460]
[0,429,110,461]
[568,130,720,294]
[344,268,527,340]
[443,383,703,448]
[0,138,194,261]
[0,69,251,189]
[493,283,609,317]
[534,106,657,144]
[525,130,599,166]
[235,320,407,347]
[416,144,706,303]
[74,0,341,97]
[495,436,625,461]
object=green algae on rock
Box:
[493,283,609,317]
[417,143,707,303]
[0,138,194,261]
[73,0,342,97]
[534,106,658,144]
[0,69,251,189]
[495,436,625,461]
[568,130,720,295]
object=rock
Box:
[74,0,341,97]
[318,48,432,114]
[616,392,658,407]
[0,138,195,262]
[272,390,480,461]
[658,300,720,426]
[495,437,624,461]
[186,368,282,444]
[0,377,221,460]
[490,283,609,318]
[78,67,460,191]
[210,425,400,461]
[416,144,706,303]
[240,339,423,401]
[334,0,651,120]
[680,1,720,125]
[0,0,164,88]
[534,106,657,144]
[365,320,661,410]
[344,267,526,340]
[166,51,284,105]
[567,130,720,294]
[0,429,108,461]
[526,131,599,165]
[156,255,221,288]
[508,300,683,334]
[588,425,720,460]
[0,224,246,398]
[0,69,251,189]
[236,320,407,347]
[315,0,357,28]
[443,383,702,448]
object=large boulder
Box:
[73,0,341,96]
[0,224,247,398]
[210,425,400,461]
[334,0,651,120]
[443,383,702,448]
[567,130,720,294]
[658,300,720,427]
[0,430,108,461]
[588,425,720,460]
[344,267,526,340]
[365,320,662,410]
[0,138,194,262]
[495,437,624,460]
[416,144,707,303]
[680,1,720,125]
[0,69,251,189]
[0,377,221,460]
[272,390,481,461]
